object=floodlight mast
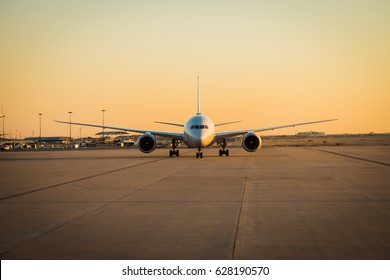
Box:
[1,105,5,140]
[101,109,106,140]
[39,113,42,140]
[68,111,72,142]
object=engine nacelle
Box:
[137,133,156,153]
[242,132,262,152]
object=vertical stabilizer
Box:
[197,76,201,115]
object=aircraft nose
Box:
[187,125,214,147]
[200,130,213,146]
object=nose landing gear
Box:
[196,147,203,158]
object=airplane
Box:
[54,78,337,158]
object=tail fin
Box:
[197,76,201,115]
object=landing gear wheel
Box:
[196,150,203,158]
[169,139,181,157]
[217,138,230,157]
[219,149,230,156]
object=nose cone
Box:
[189,129,214,147]
[188,129,202,146]
[200,130,214,146]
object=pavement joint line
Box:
[0,154,199,257]
[0,156,170,201]
[114,160,199,202]
[0,202,107,257]
[231,157,253,260]
[3,200,387,203]
[305,147,390,166]
[309,152,390,211]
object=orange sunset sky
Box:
[1,0,389,138]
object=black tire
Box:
[226,150,229,156]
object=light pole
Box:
[0,114,5,140]
[0,114,4,141]
[101,109,106,143]
[0,105,4,141]
[68,111,73,144]
[39,113,42,140]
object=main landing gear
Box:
[219,149,229,156]
[217,138,229,157]
[169,139,180,157]
[196,147,203,158]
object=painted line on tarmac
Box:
[0,157,169,201]
[0,154,198,257]
[305,147,390,167]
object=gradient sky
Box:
[1,0,389,138]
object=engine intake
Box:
[242,132,261,152]
[138,133,156,153]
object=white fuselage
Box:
[183,115,215,148]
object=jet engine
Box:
[137,133,156,153]
[242,132,262,152]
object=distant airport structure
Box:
[95,131,129,137]
[296,131,325,137]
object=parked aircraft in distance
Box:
[55,78,337,158]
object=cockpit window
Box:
[190,125,209,129]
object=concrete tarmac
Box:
[0,146,389,259]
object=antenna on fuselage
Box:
[197,76,201,115]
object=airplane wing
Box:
[215,119,338,139]
[154,121,184,127]
[155,120,243,127]
[214,121,242,127]
[53,120,184,139]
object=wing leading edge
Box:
[154,121,184,127]
[215,118,338,139]
[53,120,184,140]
